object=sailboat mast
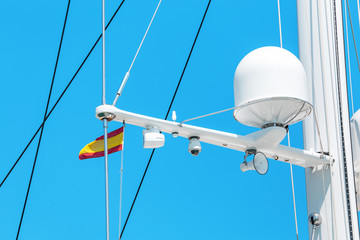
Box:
[297,0,359,239]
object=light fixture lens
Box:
[188,137,201,156]
[253,152,269,175]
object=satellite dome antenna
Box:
[233,46,312,129]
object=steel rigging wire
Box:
[345,0,360,73]
[113,1,163,238]
[120,1,212,238]
[15,1,71,239]
[344,0,355,116]
[358,0,360,29]
[277,0,298,238]
[0,0,126,189]
[345,0,359,116]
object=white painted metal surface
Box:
[96,105,329,168]
[350,110,360,209]
[298,0,360,239]
[351,110,360,172]
[233,46,312,128]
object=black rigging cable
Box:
[120,1,212,238]
[15,1,71,239]
[0,0,126,189]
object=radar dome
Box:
[233,46,312,128]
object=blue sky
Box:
[1,0,360,239]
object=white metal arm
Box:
[96,105,329,168]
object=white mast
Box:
[297,0,359,239]
[94,1,360,239]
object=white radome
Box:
[233,46,312,128]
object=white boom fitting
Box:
[96,105,329,168]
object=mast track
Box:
[332,0,353,238]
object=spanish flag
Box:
[79,127,124,160]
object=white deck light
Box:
[143,127,165,148]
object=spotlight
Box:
[240,149,269,175]
[143,127,165,148]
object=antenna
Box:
[112,0,162,106]
[172,111,177,122]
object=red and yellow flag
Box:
[79,127,124,160]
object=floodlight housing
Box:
[240,150,269,175]
[143,127,165,148]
